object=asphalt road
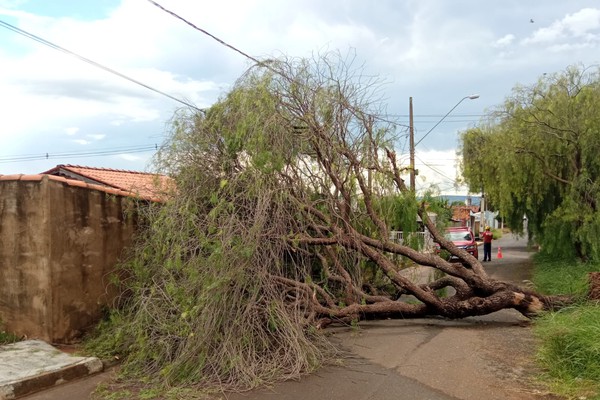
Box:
[482,232,535,284]
[23,232,559,400]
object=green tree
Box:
[460,65,600,260]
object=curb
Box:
[0,341,103,400]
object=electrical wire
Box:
[0,144,158,164]
[146,0,281,76]
[415,154,459,185]
[390,114,484,118]
[414,97,478,147]
[0,19,203,112]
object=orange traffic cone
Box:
[497,247,503,259]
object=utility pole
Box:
[480,186,485,235]
[409,97,415,192]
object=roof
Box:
[0,165,172,201]
[451,205,480,221]
[0,173,150,199]
[40,165,173,201]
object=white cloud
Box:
[87,134,106,140]
[398,149,473,196]
[73,139,90,145]
[522,7,600,46]
[494,34,515,47]
[563,7,600,36]
[119,154,141,161]
[0,3,222,151]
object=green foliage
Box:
[0,319,18,345]
[531,254,598,296]
[491,228,502,240]
[88,53,418,394]
[534,305,600,399]
[93,385,133,400]
[421,193,452,231]
[374,193,418,233]
[89,186,329,389]
[87,51,442,397]
[0,331,18,345]
[531,256,600,399]
[459,64,600,260]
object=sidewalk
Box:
[0,340,102,399]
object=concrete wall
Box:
[0,176,136,343]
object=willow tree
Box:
[91,54,570,393]
[460,65,600,260]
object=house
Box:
[41,164,173,201]
[0,165,171,343]
[450,204,480,228]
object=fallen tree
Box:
[90,53,575,393]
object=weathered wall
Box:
[0,176,136,343]
[0,179,52,340]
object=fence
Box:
[389,230,435,252]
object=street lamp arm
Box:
[414,94,479,147]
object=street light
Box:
[414,94,479,147]
[409,94,479,191]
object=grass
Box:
[534,305,600,399]
[532,255,600,399]
[532,254,597,296]
[492,228,503,240]
[0,331,19,345]
[0,319,19,345]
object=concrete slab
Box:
[0,340,102,400]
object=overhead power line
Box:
[147,0,260,65]
[391,114,484,118]
[0,144,158,164]
[415,154,459,186]
[146,0,280,76]
[0,19,202,112]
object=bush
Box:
[491,228,502,240]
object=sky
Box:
[1,0,599,195]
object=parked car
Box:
[435,226,478,260]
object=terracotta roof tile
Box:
[1,167,171,202]
[451,205,480,221]
[40,164,173,201]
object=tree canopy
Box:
[460,65,600,260]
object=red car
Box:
[436,227,478,260]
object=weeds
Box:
[0,331,18,345]
[532,254,598,297]
[0,319,19,345]
[532,256,600,399]
[534,305,600,399]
